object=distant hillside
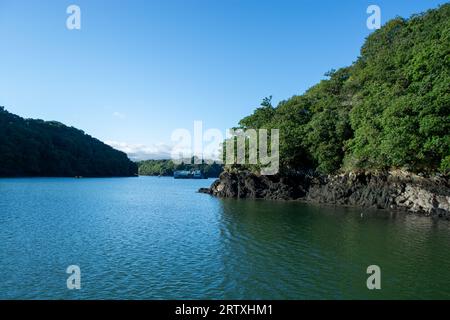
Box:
[138,159,223,178]
[0,107,137,177]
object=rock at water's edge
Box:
[199,170,450,219]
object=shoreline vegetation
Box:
[200,4,450,218]
[0,107,137,177]
[137,159,223,178]
[0,5,448,219]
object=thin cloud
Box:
[105,140,222,162]
[112,112,126,119]
[105,140,173,161]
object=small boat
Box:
[174,170,206,179]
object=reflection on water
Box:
[0,177,449,299]
[217,199,450,299]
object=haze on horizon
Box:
[0,0,445,160]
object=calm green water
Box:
[0,177,449,299]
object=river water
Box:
[0,177,449,299]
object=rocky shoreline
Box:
[199,170,450,219]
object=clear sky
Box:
[0,0,445,159]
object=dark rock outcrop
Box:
[199,170,450,219]
[199,171,312,200]
[307,171,450,218]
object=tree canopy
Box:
[0,107,137,177]
[137,158,223,178]
[235,4,449,175]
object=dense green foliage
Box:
[0,107,137,177]
[138,159,223,177]
[235,4,450,174]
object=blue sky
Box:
[0,0,445,159]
